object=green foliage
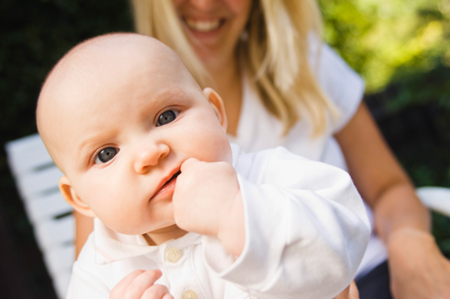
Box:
[320,0,450,93]
[388,62,450,112]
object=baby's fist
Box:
[173,158,240,237]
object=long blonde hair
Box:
[131,0,337,136]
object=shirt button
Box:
[166,247,182,263]
[182,290,198,299]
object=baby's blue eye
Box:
[157,110,178,126]
[95,147,118,164]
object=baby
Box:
[36,33,370,299]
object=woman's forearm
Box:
[334,103,430,243]
[372,182,431,244]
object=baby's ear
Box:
[59,176,96,218]
[203,87,228,131]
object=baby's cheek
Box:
[185,122,231,162]
[206,133,232,163]
[78,179,120,220]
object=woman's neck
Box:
[207,56,243,136]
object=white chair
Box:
[5,133,450,298]
[5,134,74,299]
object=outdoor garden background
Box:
[0,0,449,298]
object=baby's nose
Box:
[134,143,170,173]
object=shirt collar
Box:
[93,218,202,265]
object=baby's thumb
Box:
[180,158,200,173]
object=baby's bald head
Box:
[36,33,199,172]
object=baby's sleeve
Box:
[203,147,370,299]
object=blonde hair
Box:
[131,0,338,136]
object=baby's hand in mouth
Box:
[172,158,242,238]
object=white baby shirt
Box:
[67,144,370,299]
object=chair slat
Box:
[44,244,75,278]
[5,134,53,177]
[34,216,75,250]
[17,167,63,200]
[26,192,72,223]
[417,187,450,217]
[54,271,72,299]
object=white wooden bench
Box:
[5,133,450,298]
[5,134,74,299]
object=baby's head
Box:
[36,33,231,238]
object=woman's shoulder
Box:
[309,40,366,132]
[310,41,364,100]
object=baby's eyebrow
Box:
[74,141,95,166]
[152,85,193,101]
[73,133,108,167]
[137,89,190,116]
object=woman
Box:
[75,0,450,298]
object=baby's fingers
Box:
[110,269,162,299]
[180,157,200,172]
[125,270,162,299]
[142,284,173,299]
[111,270,146,299]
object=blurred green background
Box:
[0,0,449,297]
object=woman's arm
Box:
[335,102,429,238]
[335,102,450,299]
[74,210,94,259]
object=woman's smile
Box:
[184,18,224,33]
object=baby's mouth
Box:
[162,171,181,187]
[151,170,181,200]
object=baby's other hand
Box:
[173,158,244,256]
[110,269,173,299]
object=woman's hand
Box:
[334,280,359,299]
[388,228,450,299]
[110,269,173,299]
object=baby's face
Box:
[39,35,231,236]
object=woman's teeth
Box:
[185,19,221,32]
